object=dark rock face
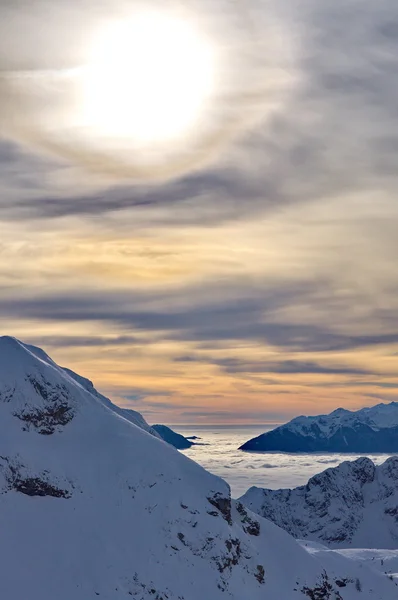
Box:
[301,572,344,600]
[152,424,193,449]
[13,477,71,498]
[12,374,75,434]
[236,502,260,536]
[13,402,73,434]
[217,538,242,573]
[254,565,265,585]
[1,456,71,498]
[207,492,232,525]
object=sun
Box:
[79,11,216,147]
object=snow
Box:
[288,402,398,435]
[62,364,162,439]
[240,400,398,452]
[239,456,398,549]
[0,335,396,599]
[300,542,398,582]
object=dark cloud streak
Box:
[2,279,398,353]
[174,355,373,376]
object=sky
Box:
[0,0,398,425]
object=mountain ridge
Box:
[239,401,398,452]
[239,456,398,549]
[0,335,396,598]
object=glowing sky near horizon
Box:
[1,0,398,424]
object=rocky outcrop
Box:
[240,457,398,548]
[13,401,74,434]
[0,455,72,498]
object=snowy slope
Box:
[0,336,396,599]
[240,457,398,549]
[152,424,194,449]
[300,541,398,583]
[62,366,162,439]
[239,402,398,452]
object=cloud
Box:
[178,410,285,422]
[2,277,398,354]
[0,0,398,228]
[1,0,398,424]
[0,164,268,224]
[345,382,398,389]
[0,0,294,184]
[174,355,372,376]
[27,334,141,348]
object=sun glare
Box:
[80,12,216,147]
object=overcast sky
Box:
[1,0,398,424]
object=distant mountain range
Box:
[240,457,398,549]
[239,402,398,452]
[0,335,396,599]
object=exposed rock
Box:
[240,457,398,548]
[1,456,71,498]
[236,502,260,536]
[14,402,73,434]
[301,572,343,600]
[254,565,265,584]
[13,477,71,498]
[207,492,232,525]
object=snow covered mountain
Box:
[152,424,194,449]
[64,367,190,449]
[61,365,162,439]
[239,402,398,452]
[240,457,398,549]
[0,335,396,599]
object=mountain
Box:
[0,336,396,599]
[152,424,194,449]
[239,457,398,549]
[239,402,398,452]
[65,367,191,449]
[61,366,162,439]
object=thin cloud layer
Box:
[0,0,295,182]
[0,0,398,423]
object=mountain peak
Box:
[240,400,398,452]
[0,335,54,370]
[0,335,34,351]
[0,338,395,598]
[0,335,26,353]
[239,456,398,549]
